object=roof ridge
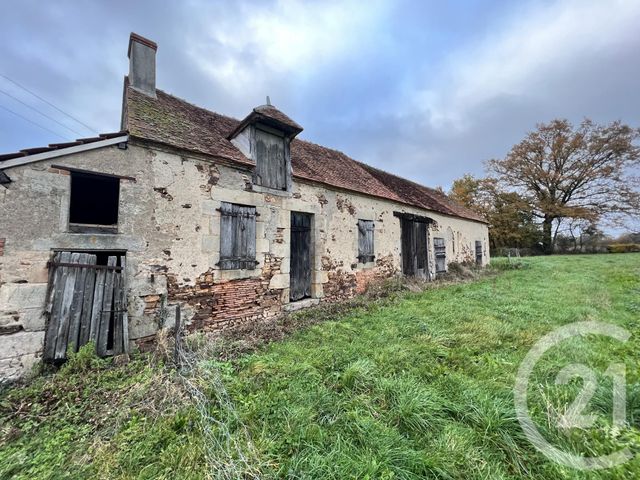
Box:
[125,85,487,223]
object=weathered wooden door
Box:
[401,219,429,279]
[44,252,128,361]
[290,212,312,301]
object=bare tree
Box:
[487,119,640,253]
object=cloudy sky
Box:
[1,0,639,191]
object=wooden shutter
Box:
[255,128,286,190]
[434,237,446,273]
[219,202,257,270]
[357,220,375,263]
[475,240,483,265]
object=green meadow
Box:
[2,254,639,479]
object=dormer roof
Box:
[228,103,303,140]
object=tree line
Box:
[449,119,640,255]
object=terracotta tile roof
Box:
[122,84,486,223]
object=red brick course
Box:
[167,254,284,332]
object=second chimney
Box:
[128,33,157,97]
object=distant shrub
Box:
[489,258,528,271]
[607,243,640,253]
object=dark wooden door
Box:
[401,219,428,279]
[290,212,312,301]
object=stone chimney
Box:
[128,33,157,97]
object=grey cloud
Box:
[1,0,638,204]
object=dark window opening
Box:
[434,237,446,273]
[357,219,375,263]
[218,202,257,270]
[255,128,287,190]
[69,171,119,230]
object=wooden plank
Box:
[44,252,60,315]
[120,256,129,353]
[244,206,256,269]
[400,219,413,276]
[219,202,235,269]
[48,261,122,271]
[67,253,90,353]
[112,273,123,355]
[78,254,97,347]
[173,304,181,364]
[43,252,65,361]
[236,204,245,266]
[54,252,81,359]
[89,268,106,344]
[97,256,117,357]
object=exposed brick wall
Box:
[167,254,284,332]
[355,254,396,294]
[322,253,397,301]
[323,269,357,302]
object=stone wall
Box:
[0,139,489,380]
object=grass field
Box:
[1,254,639,479]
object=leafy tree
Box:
[487,119,640,253]
[450,175,540,251]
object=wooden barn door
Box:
[400,219,429,279]
[290,212,312,301]
[44,252,128,361]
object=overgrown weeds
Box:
[2,254,639,479]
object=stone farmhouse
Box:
[0,33,488,380]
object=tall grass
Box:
[1,254,639,479]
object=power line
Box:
[0,103,69,141]
[0,87,85,137]
[0,73,98,134]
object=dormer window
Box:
[228,100,303,194]
[255,127,286,190]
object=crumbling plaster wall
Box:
[0,140,488,380]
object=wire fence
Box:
[173,307,263,479]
